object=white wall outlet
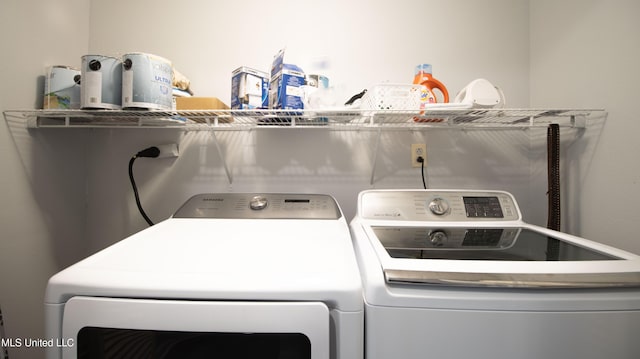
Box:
[156,143,180,158]
[411,143,427,167]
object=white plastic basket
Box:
[361,84,425,111]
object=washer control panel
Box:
[174,193,342,219]
[360,190,520,222]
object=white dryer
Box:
[350,189,640,359]
[45,193,363,359]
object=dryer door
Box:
[56,297,329,359]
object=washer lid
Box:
[373,226,618,261]
[361,224,640,289]
[354,189,640,288]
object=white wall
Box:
[1,1,637,358]
[0,1,90,358]
[88,0,530,106]
[81,0,534,254]
[530,0,640,253]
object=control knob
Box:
[249,195,268,210]
[429,230,448,246]
[428,197,450,215]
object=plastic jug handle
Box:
[427,78,449,103]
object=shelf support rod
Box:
[27,115,38,128]
[571,115,587,128]
[210,130,233,184]
[370,128,382,185]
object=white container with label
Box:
[231,66,269,109]
[80,55,122,109]
[122,53,173,110]
[44,65,81,109]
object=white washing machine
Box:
[45,193,363,359]
[350,189,640,359]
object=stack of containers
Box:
[75,53,174,111]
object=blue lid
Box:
[415,64,433,74]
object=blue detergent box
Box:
[269,49,305,110]
[231,66,269,109]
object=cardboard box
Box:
[175,97,229,110]
[269,49,305,110]
[231,66,269,109]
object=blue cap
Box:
[415,64,433,75]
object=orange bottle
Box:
[413,64,449,103]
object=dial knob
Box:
[428,197,450,215]
[249,195,268,210]
[429,230,448,246]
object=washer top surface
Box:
[351,189,640,290]
[46,194,362,312]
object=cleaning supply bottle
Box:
[413,64,449,103]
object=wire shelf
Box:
[3,108,605,130]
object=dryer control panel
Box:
[173,193,342,219]
[359,190,521,222]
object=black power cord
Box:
[417,156,427,189]
[546,124,561,260]
[129,147,161,226]
[547,124,561,231]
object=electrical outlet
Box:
[411,143,427,167]
[156,143,180,158]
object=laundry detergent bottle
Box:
[413,64,449,103]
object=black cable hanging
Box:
[128,146,162,226]
[546,123,561,260]
[547,123,561,231]
[420,157,427,189]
